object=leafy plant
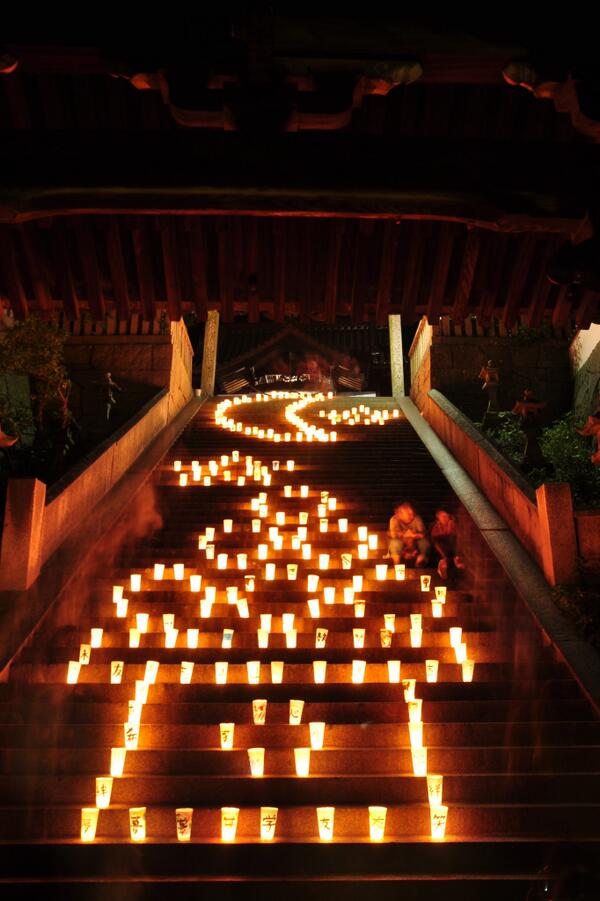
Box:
[514,323,554,343]
[551,582,600,649]
[475,411,526,466]
[530,412,600,508]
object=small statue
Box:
[479,360,500,412]
[94,371,122,420]
[512,388,546,467]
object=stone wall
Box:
[571,324,600,418]
[410,323,572,423]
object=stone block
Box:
[152,344,173,371]
[0,479,46,590]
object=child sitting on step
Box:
[431,509,465,579]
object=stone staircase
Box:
[1,395,599,899]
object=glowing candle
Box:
[173,460,182,472]
[258,544,268,560]
[111,661,124,684]
[352,660,366,684]
[221,807,239,842]
[180,661,194,684]
[154,563,165,580]
[343,587,354,604]
[319,519,329,533]
[368,534,378,551]
[338,518,348,532]
[358,544,368,560]
[190,574,202,592]
[222,628,234,649]
[449,627,462,648]
[136,613,149,633]
[289,699,304,725]
[112,585,124,602]
[408,699,422,723]
[175,808,193,842]
[426,659,439,683]
[430,805,448,840]
[294,747,311,776]
[248,747,265,777]
[144,660,159,683]
[265,563,276,581]
[124,722,140,750]
[308,574,319,592]
[244,575,255,593]
[409,721,423,749]
[203,476,211,486]
[247,660,261,684]
[317,807,335,841]
[354,600,366,618]
[387,660,401,683]
[223,519,233,533]
[324,586,336,605]
[130,574,141,592]
[435,586,447,602]
[286,460,295,471]
[129,628,140,648]
[308,598,320,618]
[129,807,146,842]
[462,659,475,682]
[353,628,365,649]
[215,661,228,684]
[313,660,327,683]
[220,723,234,750]
[319,554,330,570]
[395,564,406,580]
[217,554,228,570]
[455,642,467,664]
[300,485,309,498]
[237,476,245,486]
[179,473,188,486]
[411,746,428,776]
[420,575,431,592]
[110,747,126,777]
[284,485,292,498]
[369,806,387,842]
[427,774,444,806]
[163,613,175,631]
[67,661,81,684]
[271,661,284,683]
[200,599,213,618]
[287,563,298,581]
[375,564,387,581]
[330,432,337,442]
[80,807,99,842]
[403,679,415,700]
[431,601,443,618]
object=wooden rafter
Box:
[501,234,536,328]
[106,218,131,320]
[325,220,344,324]
[451,228,481,323]
[159,218,181,321]
[189,219,208,321]
[131,217,156,321]
[75,219,105,320]
[375,220,399,326]
[425,222,454,324]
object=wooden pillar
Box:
[200,309,220,397]
[0,479,46,590]
[388,314,405,399]
[536,482,578,585]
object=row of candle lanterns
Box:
[82,802,447,843]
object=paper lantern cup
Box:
[217,554,228,570]
[220,723,235,750]
[308,598,320,618]
[411,745,428,776]
[427,774,444,807]
[173,460,182,472]
[341,553,353,570]
[408,699,422,723]
[410,629,422,648]
[395,564,406,580]
[173,563,185,581]
[353,575,363,591]
[144,660,159,684]
[129,629,140,649]
[180,661,194,684]
[338,518,348,532]
[252,699,267,725]
[313,660,327,683]
[286,629,297,648]
[111,661,124,684]
[260,806,278,841]
[96,776,113,809]
[130,574,141,592]
[289,699,304,725]
[430,805,448,840]
[431,601,443,618]
[135,680,149,703]
[435,586,447,601]
[215,662,229,684]
[455,643,467,664]
[271,661,284,684]
[247,661,261,684]
[369,806,387,842]
[257,629,269,648]
[190,575,202,592]
[462,659,475,682]
[163,613,175,632]
[248,747,265,777]
[319,554,330,570]
[426,659,439,683]
[223,519,233,533]
[354,601,366,618]
[358,526,368,541]
[129,807,147,842]
[380,629,393,649]
[187,628,199,649]
[309,721,325,750]
[387,660,401,683]
[375,564,387,581]
[409,721,423,748]
[324,586,336,605]
[294,747,311,776]
[265,563,276,581]
[282,613,295,632]
[67,661,81,684]
[449,627,462,648]
[80,807,99,842]
[91,628,103,648]
[205,527,215,541]
[353,628,365,649]
[384,614,396,632]
[307,574,320,592]
[403,679,416,702]
[420,575,431,592]
[221,808,239,842]
[316,807,335,841]
[244,575,255,592]
[165,628,179,648]
[358,544,368,560]
[352,660,366,684]
[112,585,124,602]
[368,535,378,551]
[110,747,126,777]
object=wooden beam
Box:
[273,219,287,323]
[159,219,181,320]
[325,220,344,323]
[501,234,536,328]
[401,222,427,324]
[216,216,233,323]
[131,218,156,321]
[189,219,208,321]
[106,218,131,320]
[74,219,105,320]
[523,238,560,328]
[375,220,399,326]
[425,222,454,324]
[18,225,52,314]
[0,230,29,318]
[451,227,481,323]
[51,224,79,319]
[478,233,508,324]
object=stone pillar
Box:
[0,478,46,590]
[536,482,578,585]
[200,310,220,397]
[388,314,405,398]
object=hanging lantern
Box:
[271,661,284,683]
[368,806,387,842]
